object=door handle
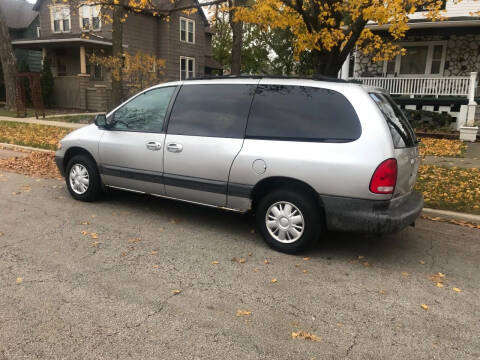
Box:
[146,141,162,151]
[167,143,183,153]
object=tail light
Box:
[369,158,397,194]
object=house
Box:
[11,0,222,111]
[341,0,480,140]
[0,0,41,102]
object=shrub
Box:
[40,57,54,108]
[403,109,454,131]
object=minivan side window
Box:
[167,84,255,138]
[112,86,176,132]
[246,85,361,141]
[369,93,416,148]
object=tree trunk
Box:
[229,0,244,75]
[0,7,18,110]
[313,49,345,77]
[111,0,125,107]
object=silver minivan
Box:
[55,77,423,253]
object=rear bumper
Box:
[55,155,65,177]
[321,191,424,234]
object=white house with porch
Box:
[340,0,480,141]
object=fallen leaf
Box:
[421,304,429,310]
[253,268,259,272]
[401,272,409,277]
[81,231,88,235]
[452,287,461,292]
[302,270,308,274]
[91,241,100,247]
[294,264,300,267]
[236,309,252,317]
[121,252,127,257]
[81,221,90,225]
[128,237,141,243]
[171,289,181,295]
[153,265,159,269]
[379,290,386,295]
[438,272,446,278]
[271,278,278,283]
[303,257,310,261]
[436,282,444,288]
[211,260,219,265]
[151,251,158,255]
[264,259,270,265]
[16,277,23,284]
[248,252,252,256]
[291,330,321,342]
[239,258,246,264]
[336,323,344,327]
[91,214,96,218]
[90,233,98,239]
[418,260,425,265]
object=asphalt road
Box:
[1,171,479,360]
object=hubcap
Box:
[265,201,304,243]
[69,164,90,195]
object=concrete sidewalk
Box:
[0,115,88,129]
[422,142,480,169]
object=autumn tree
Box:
[0,5,18,110]
[235,0,448,76]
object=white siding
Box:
[409,0,480,20]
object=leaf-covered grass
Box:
[418,138,467,158]
[0,121,72,150]
[416,165,480,214]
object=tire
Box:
[256,188,321,254]
[65,154,102,202]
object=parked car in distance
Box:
[55,76,424,254]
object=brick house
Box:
[339,0,480,139]
[11,0,221,111]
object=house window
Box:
[80,5,101,31]
[180,17,195,43]
[89,64,102,80]
[383,42,446,76]
[36,26,41,38]
[51,6,71,33]
[180,56,195,80]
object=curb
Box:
[0,143,54,153]
[422,208,480,224]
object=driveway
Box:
[0,171,479,359]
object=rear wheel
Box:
[256,189,321,254]
[66,154,102,202]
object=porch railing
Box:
[349,72,477,103]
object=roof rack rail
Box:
[186,74,348,83]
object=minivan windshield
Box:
[369,92,417,148]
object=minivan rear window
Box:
[369,93,417,148]
[246,85,361,142]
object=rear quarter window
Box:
[369,93,417,148]
[246,85,361,142]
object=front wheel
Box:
[256,189,321,254]
[65,154,102,202]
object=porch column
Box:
[339,54,350,80]
[41,48,46,66]
[80,46,87,74]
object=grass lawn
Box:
[0,108,35,118]
[418,138,466,158]
[0,121,72,150]
[416,165,480,215]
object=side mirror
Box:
[94,114,107,127]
